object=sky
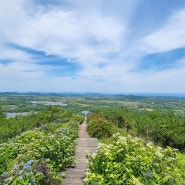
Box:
[0,0,185,93]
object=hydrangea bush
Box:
[85,133,185,185]
[0,122,79,185]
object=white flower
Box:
[155,151,163,158]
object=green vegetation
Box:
[1,92,185,184]
[94,107,185,151]
[0,106,83,143]
[0,102,84,184]
[85,107,185,184]
[85,134,185,185]
[1,93,185,115]
[87,114,114,139]
[0,110,82,184]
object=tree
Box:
[0,106,5,119]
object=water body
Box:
[6,112,29,118]
[29,101,67,106]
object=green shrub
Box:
[85,133,185,185]
[87,115,113,139]
[0,121,79,185]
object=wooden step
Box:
[62,120,98,185]
[63,179,84,185]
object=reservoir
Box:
[29,101,67,106]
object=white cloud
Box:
[0,0,125,60]
[125,57,185,93]
[0,45,30,62]
[141,9,185,53]
[0,61,44,79]
[1,0,185,93]
[0,0,127,83]
[0,0,128,92]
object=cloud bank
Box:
[0,0,185,93]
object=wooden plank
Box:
[62,119,98,185]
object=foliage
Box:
[0,121,79,184]
[84,133,185,185]
[87,114,113,139]
[0,106,6,119]
[0,106,75,143]
[1,92,185,116]
[96,108,185,151]
[70,114,84,124]
[1,93,185,150]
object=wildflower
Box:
[23,164,31,169]
[26,172,33,175]
[93,182,98,185]
[146,142,153,148]
[0,173,7,178]
[28,180,35,185]
[5,176,13,182]
[18,170,24,175]
[27,160,34,165]
[155,151,163,158]
[12,165,19,170]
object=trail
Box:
[63,115,98,185]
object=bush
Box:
[87,115,113,139]
[0,121,79,185]
[84,133,185,185]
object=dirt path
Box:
[63,115,98,185]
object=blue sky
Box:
[0,0,185,93]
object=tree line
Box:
[91,107,185,151]
[0,106,83,143]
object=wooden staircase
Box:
[63,117,98,185]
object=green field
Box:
[1,92,185,115]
